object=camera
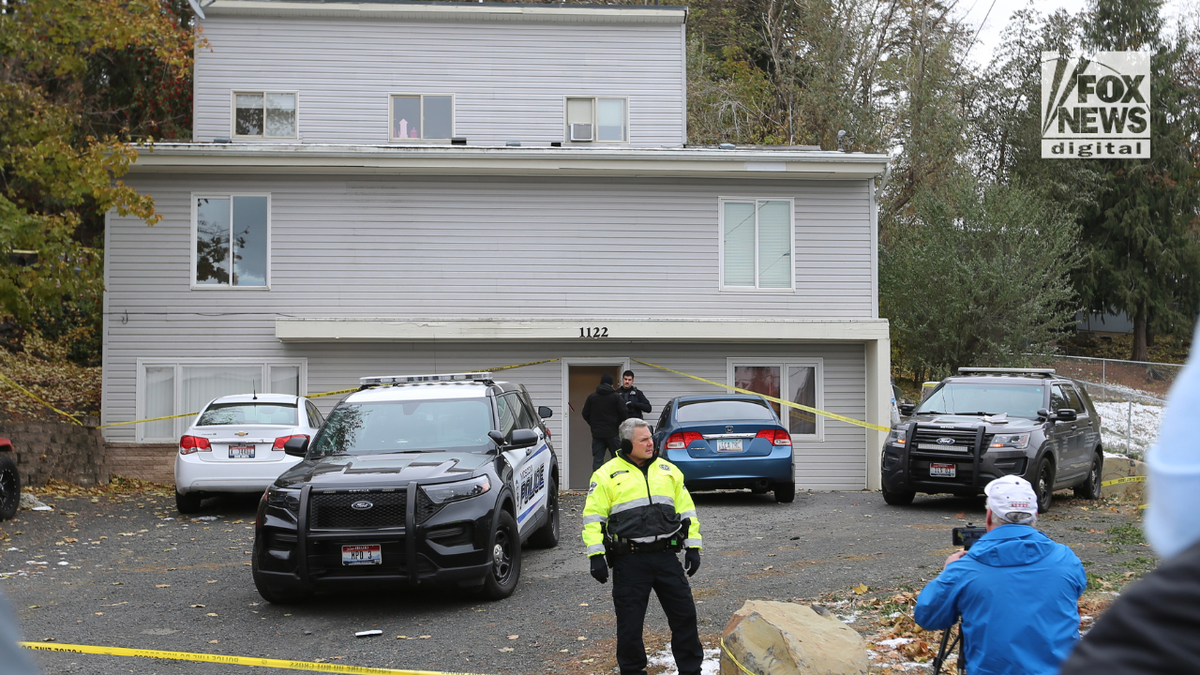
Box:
[952,523,987,550]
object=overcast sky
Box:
[955,0,1191,67]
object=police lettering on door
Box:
[519,462,546,509]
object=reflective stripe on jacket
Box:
[581,455,701,557]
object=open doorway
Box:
[566,363,624,490]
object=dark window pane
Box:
[423,96,452,139]
[231,196,268,286]
[676,399,775,423]
[734,365,781,417]
[198,402,297,426]
[235,94,263,136]
[196,198,230,284]
[310,400,492,455]
[788,366,816,435]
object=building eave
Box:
[204,0,688,24]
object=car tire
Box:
[1035,457,1055,513]
[773,482,796,504]
[528,477,560,549]
[175,489,203,514]
[252,541,309,604]
[480,510,522,600]
[0,453,19,521]
[882,488,915,506]
[1074,452,1104,500]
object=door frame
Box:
[561,357,629,489]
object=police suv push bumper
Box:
[881,423,1034,496]
[255,478,502,591]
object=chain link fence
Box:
[1029,355,1178,459]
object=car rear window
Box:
[197,402,298,426]
[916,383,1045,419]
[310,399,493,455]
[676,399,775,423]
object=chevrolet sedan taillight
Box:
[273,434,310,450]
[179,435,212,455]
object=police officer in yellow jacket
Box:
[582,417,704,675]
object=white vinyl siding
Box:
[721,199,795,290]
[194,19,684,147]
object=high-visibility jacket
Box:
[582,454,702,558]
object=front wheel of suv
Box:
[1035,457,1055,513]
[251,541,310,604]
[480,510,521,600]
[882,488,915,506]
[1074,452,1104,500]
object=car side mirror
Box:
[283,436,309,457]
[488,430,506,446]
[1037,408,1051,420]
[509,428,538,449]
[1055,408,1078,422]
[538,406,553,419]
[898,403,915,416]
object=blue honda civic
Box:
[652,394,795,503]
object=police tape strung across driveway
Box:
[20,641,487,675]
[631,358,890,433]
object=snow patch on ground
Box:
[877,637,915,648]
[647,647,721,675]
[1094,400,1164,459]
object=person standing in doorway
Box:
[582,373,628,471]
[617,370,652,420]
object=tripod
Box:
[928,619,964,675]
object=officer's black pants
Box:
[611,551,703,675]
[592,436,619,471]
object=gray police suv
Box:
[881,368,1103,513]
[253,372,559,603]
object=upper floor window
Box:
[720,199,794,290]
[194,195,269,288]
[233,92,297,138]
[391,94,454,140]
[565,97,626,142]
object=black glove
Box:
[684,548,701,577]
[590,555,609,584]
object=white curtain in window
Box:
[723,202,756,286]
[270,366,300,396]
[265,93,296,137]
[181,366,263,419]
[143,367,175,440]
[757,200,792,288]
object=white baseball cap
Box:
[985,476,1038,524]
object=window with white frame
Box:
[233,92,297,138]
[565,97,626,142]
[194,195,269,288]
[721,199,795,290]
[138,361,305,441]
[390,95,454,140]
[729,360,823,438]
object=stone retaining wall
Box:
[0,420,107,488]
[104,443,176,485]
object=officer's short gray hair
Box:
[619,417,649,441]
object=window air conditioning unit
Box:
[569,123,594,142]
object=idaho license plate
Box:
[228,444,255,459]
[930,463,956,478]
[716,439,743,453]
[342,544,382,566]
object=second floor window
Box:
[391,95,453,140]
[565,97,626,142]
[234,92,296,138]
[721,199,794,290]
[194,195,269,288]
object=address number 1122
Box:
[579,327,609,338]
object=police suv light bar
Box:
[360,372,493,387]
[957,367,1056,376]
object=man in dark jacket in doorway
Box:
[617,370,652,420]
[582,373,628,471]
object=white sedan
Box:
[174,393,323,513]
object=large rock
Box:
[1101,455,1147,501]
[720,600,868,675]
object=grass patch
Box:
[1106,523,1145,546]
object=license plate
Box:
[228,444,255,459]
[716,439,743,453]
[342,544,381,566]
[930,463,956,478]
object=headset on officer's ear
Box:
[618,436,659,461]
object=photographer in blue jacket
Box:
[914,476,1086,675]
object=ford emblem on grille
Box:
[351,500,374,511]
[936,438,956,445]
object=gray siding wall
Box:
[111,174,874,319]
[193,17,685,147]
[101,337,867,489]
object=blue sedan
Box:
[652,394,796,503]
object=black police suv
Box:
[881,368,1103,513]
[253,372,560,603]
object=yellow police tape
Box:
[1101,475,1146,487]
[632,359,890,433]
[0,371,85,427]
[19,641,484,675]
[718,636,754,675]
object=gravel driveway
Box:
[0,486,1149,675]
